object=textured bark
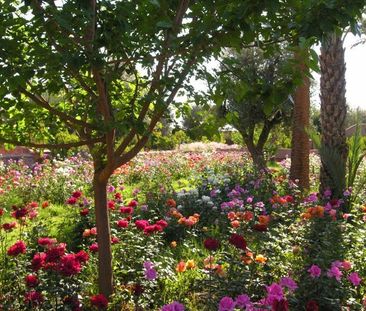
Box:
[319,33,348,197]
[290,51,310,189]
[93,175,113,297]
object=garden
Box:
[1,1,366,310]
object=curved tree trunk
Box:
[244,138,266,170]
[290,50,310,189]
[319,33,348,198]
[93,174,113,297]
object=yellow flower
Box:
[255,254,267,264]
[186,259,196,269]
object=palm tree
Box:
[290,49,310,190]
[319,33,348,198]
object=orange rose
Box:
[176,261,186,273]
[255,254,267,264]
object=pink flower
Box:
[235,294,251,309]
[308,265,321,278]
[218,296,235,311]
[348,272,361,286]
[265,283,284,304]
[327,266,342,281]
[116,219,129,228]
[120,206,134,214]
[161,301,185,311]
[7,240,26,256]
[111,236,120,244]
[135,219,149,230]
[341,261,352,271]
[279,277,298,291]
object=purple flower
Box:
[246,196,253,203]
[348,272,361,286]
[161,301,185,311]
[265,283,284,304]
[324,189,332,198]
[279,277,298,291]
[308,265,321,278]
[218,296,235,311]
[145,268,157,280]
[235,294,251,309]
[327,266,342,281]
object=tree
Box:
[0,0,287,296]
[210,47,295,169]
[319,33,348,198]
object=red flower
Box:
[143,225,157,235]
[72,191,82,198]
[2,221,17,231]
[111,236,120,244]
[89,243,99,253]
[166,199,176,208]
[272,299,289,311]
[63,296,81,310]
[67,197,77,205]
[90,294,108,308]
[38,237,57,247]
[90,227,97,235]
[116,219,129,228]
[135,220,149,230]
[114,192,122,200]
[228,233,247,250]
[45,243,66,262]
[7,240,26,256]
[306,300,319,311]
[107,200,115,210]
[29,202,38,208]
[253,224,268,232]
[80,208,89,216]
[203,238,220,251]
[11,208,28,219]
[0,208,4,216]
[25,274,39,287]
[41,201,49,208]
[59,254,82,276]
[120,206,134,214]
[24,290,44,305]
[75,250,89,263]
[156,219,168,229]
[32,252,46,271]
[128,200,138,207]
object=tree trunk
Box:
[319,33,347,197]
[244,138,266,170]
[290,49,310,189]
[93,174,113,297]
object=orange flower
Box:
[301,212,312,220]
[170,241,177,248]
[241,251,253,265]
[242,211,254,221]
[215,264,226,277]
[166,199,177,208]
[227,211,236,221]
[203,255,215,269]
[186,259,196,269]
[82,229,91,238]
[176,261,186,273]
[258,215,270,225]
[255,254,267,264]
[231,220,240,228]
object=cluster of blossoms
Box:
[90,293,109,309]
[269,194,294,206]
[175,259,196,273]
[308,261,362,286]
[168,206,200,227]
[135,218,168,235]
[203,233,247,252]
[66,190,91,216]
[1,202,41,232]
[161,301,185,311]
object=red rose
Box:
[75,250,89,263]
[90,294,108,308]
[2,221,17,231]
[7,240,26,256]
[80,208,89,216]
[25,274,39,287]
[203,238,220,251]
[107,200,115,210]
[228,233,247,250]
[272,299,289,311]
[0,208,4,216]
[128,200,138,207]
[116,219,129,228]
[72,191,82,199]
[58,254,82,276]
[11,208,28,219]
[32,252,46,271]
[38,237,57,247]
[120,206,134,214]
[156,219,168,229]
[306,300,319,311]
[111,236,120,244]
[67,197,77,205]
[45,243,66,262]
[24,290,44,305]
[135,220,149,230]
[143,225,157,235]
[89,243,99,253]
[253,224,268,232]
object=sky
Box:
[313,33,366,110]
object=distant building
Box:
[345,124,366,137]
[0,146,40,166]
[219,124,238,145]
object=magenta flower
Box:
[265,283,284,304]
[327,266,342,281]
[279,277,298,291]
[348,272,361,286]
[161,301,185,311]
[218,296,235,311]
[308,265,321,278]
[143,261,157,280]
[235,294,251,309]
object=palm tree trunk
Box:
[290,49,310,189]
[319,33,348,197]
